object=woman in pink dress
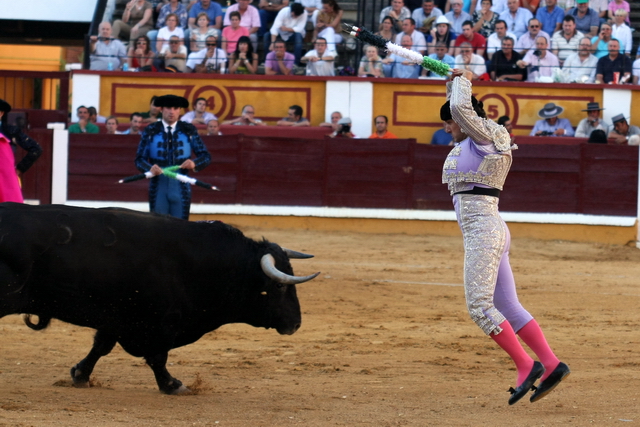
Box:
[221,11,250,55]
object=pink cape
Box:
[0,133,24,203]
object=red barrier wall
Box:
[66,134,638,216]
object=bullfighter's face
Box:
[162,106,182,125]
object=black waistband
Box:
[455,186,500,197]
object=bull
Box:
[0,202,319,394]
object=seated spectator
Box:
[264,3,306,65]
[589,0,609,23]
[633,56,640,86]
[486,19,516,59]
[444,0,471,34]
[530,102,575,136]
[227,36,259,74]
[221,11,250,55]
[186,35,227,73]
[413,0,443,30]
[595,39,632,84]
[359,45,385,77]
[383,35,421,78]
[607,0,630,24]
[122,113,144,134]
[608,114,640,145]
[223,0,261,51]
[258,0,290,38]
[551,15,583,66]
[105,116,122,134]
[88,106,106,124]
[490,37,525,81]
[396,18,428,55]
[296,0,322,24]
[516,35,558,82]
[222,105,267,126]
[112,0,154,44]
[190,12,219,52]
[156,13,184,54]
[453,42,487,80]
[428,15,456,56]
[148,0,188,53]
[180,97,217,125]
[380,0,412,32]
[575,102,609,138]
[425,41,455,77]
[69,106,99,134]
[472,0,499,38]
[535,0,563,35]
[127,35,155,71]
[515,18,549,55]
[207,119,221,135]
[314,0,343,52]
[138,96,161,123]
[90,22,127,71]
[369,115,398,139]
[611,9,632,57]
[276,105,310,127]
[454,20,486,57]
[155,35,187,72]
[375,16,398,58]
[565,0,599,38]
[188,0,223,31]
[471,0,508,15]
[591,24,623,59]
[319,111,342,131]
[499,0,533,39]
[301,37,336,76]
[264,39,295,75]
[431,125,453,145]
[562,37,597,82]
[329,117,355,138]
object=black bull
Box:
[0,203,319,394]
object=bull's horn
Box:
[260,254,320,285]
[283,248,314,259]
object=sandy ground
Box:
[1,226,640,426]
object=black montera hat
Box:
[154,95,189,109]
[0,98,11,114]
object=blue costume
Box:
[135,120,211,220]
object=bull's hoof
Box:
[70,366,90,388]
[160,379,189,395]
[170,385,191,395]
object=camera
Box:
[539,131,553,136]
[533,50,542,57]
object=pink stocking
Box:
[490,320,534,386]
[517,319,560,381]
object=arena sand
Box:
[0,227,639,426]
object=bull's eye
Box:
[260,291,267,295]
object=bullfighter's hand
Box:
[180,159,196,170]
[150,164,163,176]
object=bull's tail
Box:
[22,314,52,330]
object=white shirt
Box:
[186,47,227,71]
[611,23,632,55]
[157,27,185,50]
[270,7,307,40]
[551,30,584,63]
[302,48,336,76]
[180,111,218,123]
[394,31,427,54]
[411,7,443,29]
[523,50,559,81]
[486,31,517,57]
[562,52,597,83]
[454,53,487,77]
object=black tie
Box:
[167,126,173,143]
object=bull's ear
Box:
[260,254,320,285]
[282,248,314,259]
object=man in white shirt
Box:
[264,3,307,65]
[411,0,443,30]
[379,0,412,32]
[499,0,533,38]
[515,18,550,55]
[395,18,428,55]
[516,35,559,81]
[454,42,487,79]
[551,15,583,65]
[486,19,516,60]
[180,97,217,125]
[561,36,597,82]
[444,0,471,34]
[301,37,336,76]
[185,35,227,73]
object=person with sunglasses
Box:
[514,18,549,55]
[186,35,227,73]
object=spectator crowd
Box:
[90,0,639,84]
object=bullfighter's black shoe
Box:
[530,362,570,403]
[508,361,545,405]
